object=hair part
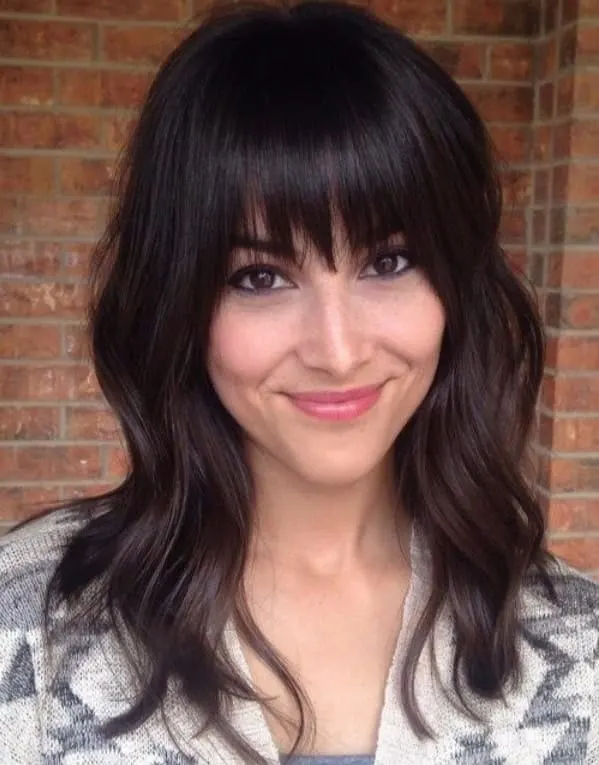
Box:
[35,1,558,762]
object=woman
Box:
[0,1,597,763]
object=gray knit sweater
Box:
[1,510,598,764]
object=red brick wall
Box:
[531,0,599,573]
[0,0,596,574]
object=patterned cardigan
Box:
[0,509,598,765]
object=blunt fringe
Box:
[34,1,557,761]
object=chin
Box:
[289,451,387,489]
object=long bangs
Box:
[185,1,500,310]
[196,4,446,277]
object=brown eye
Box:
[245,269,276,290]
[361,248,412,279]
[228,266,292,293]
[374,254,399,275]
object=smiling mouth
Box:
[285,385,383,421]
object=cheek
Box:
[207,305,290,387]
[377,286,445,364]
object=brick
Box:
[547,251,599,289]
[0,66,54,107]
[0,486,61,523]
[371,0,447,34]
[539,453,599,492]
[546,292,599,329]
[571,0,599,20]
[421,41,485,79]
[106,444,129,478]
[0,112,101,149]
[544,0,558,31]
[4,445,103,481]
[489,125,531,163]
[560,24,578,70]
[557,73,574,117]
[489,43,533,81]
[0,324,61,358]
[500,207,526,243]
[533,124,552,162]
[549,536,599,571]
[549,207,568,244]
[550,206,599,245]
[538,81,554,120]
[0,0,52,10]
[574,25,599,66]
[542,374,599,411]
[534,168,549,204]
[0,241,61,278]
[102,113,135,151]
[0,20,95,61]
[0,406,60,440]
[546,336,599,371]
[532,209,546,246]
[528,251,545,286]
[62,243,94,278]
[65,406,119,439]
[569,119,599,157]
[559,164,599,203]
[0,198,20,235]
[63,323,89,359]
[59,157,115,195]
[540,412,599,451]
[463,84,533,122]
[552,164,569,203]
[0,364,101,401]
[500,169,532,206]
[562,0,579,24]
[58,68,151,108]
[548,498,599,533]
[0,282,87,318]
[57,0,187,21]
[101,25,184,65]
[553,122,572,159]
[572,71,599,112]
[538,37,557,81]
[21,199,101,237]
[0,156,54,194]
[453,0,540,36]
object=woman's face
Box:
[207,220,446,488]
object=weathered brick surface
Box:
[0,20,97,62]
[0,0,597,574]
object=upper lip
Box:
[287,385,382,404]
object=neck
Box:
[247,447,410,576]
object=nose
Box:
[297,283,372,379]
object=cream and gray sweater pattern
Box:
[1,510,598,765]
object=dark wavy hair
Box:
[34,0,555,761]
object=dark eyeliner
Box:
[227,263,290,293]
[361,245,414,278]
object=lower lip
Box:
[287,388,382,421]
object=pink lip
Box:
[286,385,382,421]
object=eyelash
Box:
[227,247,414,295]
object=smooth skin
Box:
[207,218,446,755]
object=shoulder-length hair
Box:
[40,1,554,761]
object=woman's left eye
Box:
[360,249,412,279]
